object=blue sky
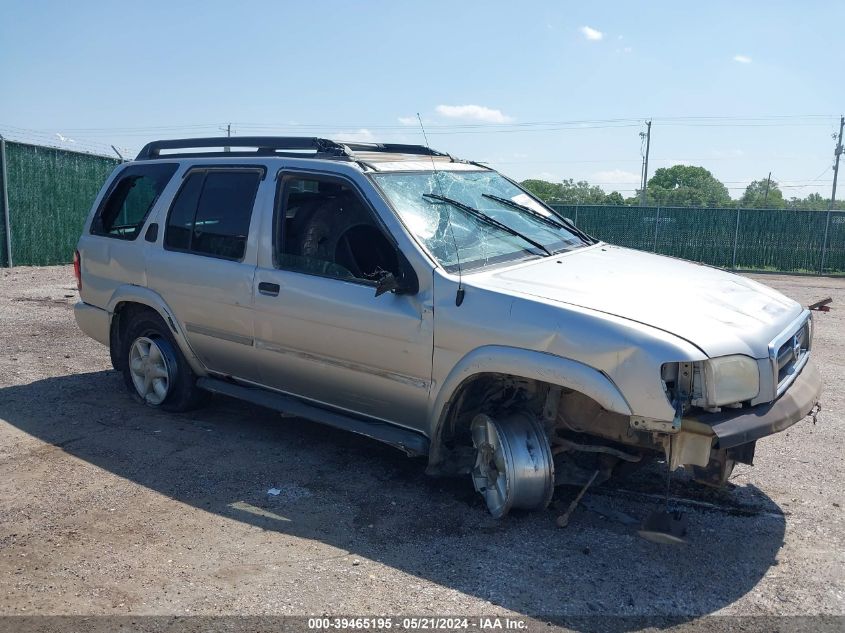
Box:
[1,0,843,199]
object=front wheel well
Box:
[427,373,552,475]
[427,372,657,478]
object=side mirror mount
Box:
[374,257,419,297]
[375,271,401,297]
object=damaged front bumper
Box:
[669,359,822,484]
[699,359,822,450]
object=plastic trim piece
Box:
[197,376,430,456]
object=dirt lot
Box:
[0,266,843,630]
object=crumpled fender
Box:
[426,345,632,467]
[106,285,207,376]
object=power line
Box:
[10,113,836,135]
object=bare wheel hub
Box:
[470,412,554,518]
[128,336,171,405]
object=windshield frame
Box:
[367,167,594,274]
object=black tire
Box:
[120,309,205,412]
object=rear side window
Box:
[91,163,177,239]
[164,169,261,261]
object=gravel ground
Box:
[0,266,843,631]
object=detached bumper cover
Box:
[695,360,822,449]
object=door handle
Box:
[258,282,280,297]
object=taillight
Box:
[73,250,82,291]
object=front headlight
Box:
[703,355,760,406]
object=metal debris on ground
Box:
[556,469,599,528]
[808,297,832,312]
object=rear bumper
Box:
[74,301,110,346]
[694,359,822,449]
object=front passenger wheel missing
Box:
[470,411,554,518]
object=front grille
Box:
[769,313,811,399]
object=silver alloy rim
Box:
[128,336,170,405]
[471,412,554,518]
[471,415,513,518]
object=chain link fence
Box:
[0,139,119,267]
[552,204,845,275]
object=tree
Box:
[604,191,625,205]
[556,179,610,204]
[646,165,731,207]
[740,178,786,209]
[520,179,565,203]
[520,178,625,205]
[793,193,827,210]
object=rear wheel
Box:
[470,411,554,518]
[121,310,205,411]
[128,336,172,406]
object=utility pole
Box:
[763,171,771,206]
[639,120,652,207]
[221,123,232,153]
[830,116,844,210]
[821,115,844,274]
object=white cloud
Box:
[435,104,513,123]
[733,54,752,64]
[591,169,641,185]
[335,128,375,143]
[580,26,603,41]
[397,116,417,126]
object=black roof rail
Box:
[135,137,449,161]
[135,137,350,161]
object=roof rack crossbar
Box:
[339,142,449,157]
[135,137,449,161]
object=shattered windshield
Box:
[371,170,586,271]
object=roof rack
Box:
[135,137,449,161]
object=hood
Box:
[473,245,802,358]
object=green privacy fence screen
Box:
[0,140,843,274]
[551,204,845,275]
[0,140,119,267]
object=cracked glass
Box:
[371,170,585,271]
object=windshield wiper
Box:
[481,193,596,245]
[481,193,568,231]
[423,193,552,256]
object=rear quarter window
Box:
[90,163,178,240]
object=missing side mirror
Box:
[374,272,401,297]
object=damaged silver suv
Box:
[74,137,822,517]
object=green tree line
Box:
[522,164,844,210]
